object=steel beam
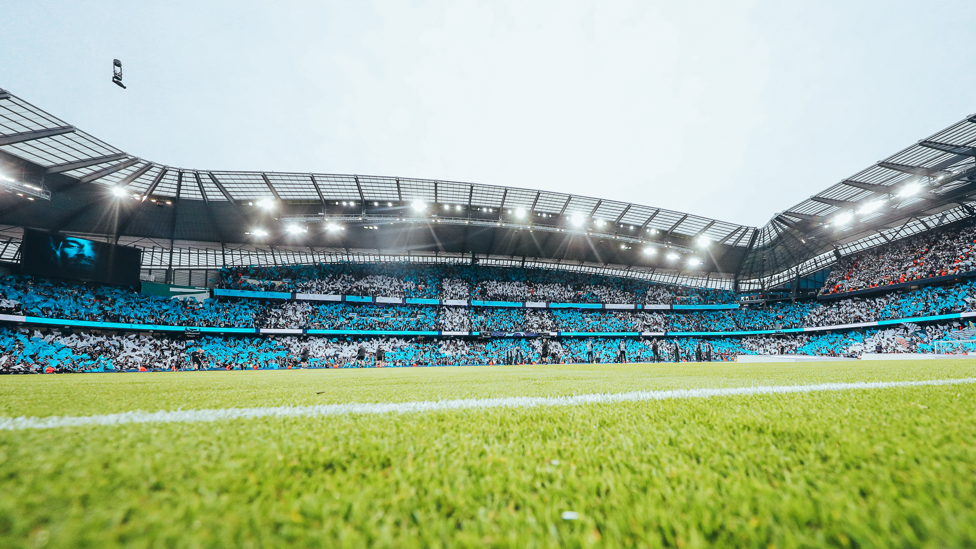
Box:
[878,158,960,178]
[207,172,236,202]
[638,209,660,232]
[46,153,127,174]
[0,125,75,146]
[78,157,142,184]
[729,227,751,248]
[259,173,282,201]
[308,174,327,210]
[115,162,155,189]
[666,214,688,235]
[844,178,943,200]
[810,197,857,208]
[558,195,572,216]
[143,168,169,198]
[167,173,183,269]
[717,225,743,244]
[195,172,228,245]
[781,211,819,222]
[613,204,632,226]
[692,219,715,238]
[918,140,976,157]
[354,176,365,208]
[841,179,891,193]
[587,200,602,219]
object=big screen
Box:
[20,229,142,286]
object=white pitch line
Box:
[2,377,975,431]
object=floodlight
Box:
[256,199,275,210]
[666,252,679,261]
[570,214,585,227]
[326,222,344,231]
[111,186,128,197]
[595,219,606,227]
[0,174,12,183]
[834,212,853,225]
[898,184,919,197]
[688,258,702,266]
[251,228,268,237]
[412,200,426,212]
[642,247,657,255]
[286,225,305,234]
[697,236,710,248]
[455,205,462,211]
[514,208,526,219]
[858,200,884,215]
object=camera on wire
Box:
[112,59,126,89]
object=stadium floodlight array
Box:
[280,213,326,223]
[0,173,50,200]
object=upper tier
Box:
[2,273,975,337]
[218,263,736,304]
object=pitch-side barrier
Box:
[736,355,856,362]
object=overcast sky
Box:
[3,0,975,227]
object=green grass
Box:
[2,361,976,547]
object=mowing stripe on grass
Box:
[3,377,975,431]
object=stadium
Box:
[3,4,976,546]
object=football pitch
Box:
[2,361,976,548]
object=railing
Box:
[211,288,741,311]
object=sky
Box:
[2,0,975,227]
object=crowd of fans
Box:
[219,263,735,305]
[10,223,976,373]
[4,273,976,333]
[0,275,261,327]
[822,223,976,295]
[4,319,972,374]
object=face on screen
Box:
[56,237,98,273]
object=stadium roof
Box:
[0,87,975,289]
[743,115,976,288]
[0,88,753,287]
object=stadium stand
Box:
[4,319,971,374]
[219,264,736,304]
[3,270,976,334]
[4,87,976,373]
[822,223,976,296]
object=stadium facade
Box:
[1,87,975,293]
